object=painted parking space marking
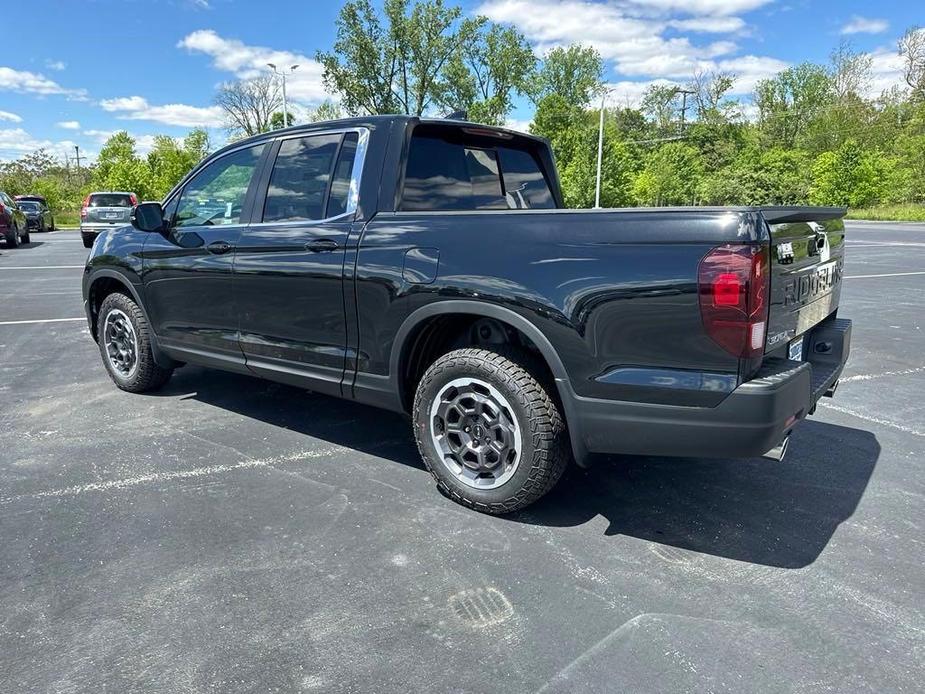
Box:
[0,317,85,326]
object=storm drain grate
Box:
[449,587,514,627]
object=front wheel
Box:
[413,348,570,514]
[97,292,173,392]
[21,227,30,244]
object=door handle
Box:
[207,240,233,255]
[306,239,339,253]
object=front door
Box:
[234,130,363,397]
[142,143,267,369]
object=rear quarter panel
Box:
[354,209,761,407]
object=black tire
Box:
[97,292,173,393]
[413,348,570,514]
[4,227,19,248]
[82,233,94,249]
[39,220,46,232]
[21,228,30,244]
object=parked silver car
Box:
[80,191,138,248]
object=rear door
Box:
[763,207,846,354]
[234,129,365,397]
[86,193,135,226]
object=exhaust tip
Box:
[763,435,790,462]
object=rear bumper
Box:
[566,317,851,464]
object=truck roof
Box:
[211,114,548,159]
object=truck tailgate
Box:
[761,206,846,352]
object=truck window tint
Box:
[264,133,341,222]
[175,144,264,228]
[498,148,554,209]
[401,135,507,211]
[325,132,358,218]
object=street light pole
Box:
[267,63,299,128]
[594,88,614,209]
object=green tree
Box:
[755,63,834,149]
[810,139,886,207]
[528,45,603,107]
[632,142,704,206]
[318,0,481,116]
[438,23,535,125]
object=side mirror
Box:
[131,202,165,233]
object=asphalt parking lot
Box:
[1,223,923,693]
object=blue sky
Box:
[0,0,920,162]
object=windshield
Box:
[89,194,134,207]
[18,202,40,211]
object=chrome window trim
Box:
[248,127,370,228]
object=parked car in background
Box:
[82,116,851,514]
[1,190,29,247]
[16,200,54,232]
[80,191,138,248]
[14,195,55,231]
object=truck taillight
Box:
[129,194,138,206]
[698,244,769,358]
[80,195,90,219]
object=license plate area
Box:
[788,337,804,362]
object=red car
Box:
[1,190,29,247]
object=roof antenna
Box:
[445,109,468,121]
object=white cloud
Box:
[0,127,77,161]
[82,130,160,157]
[178,29,330,103]
[668,17,747,34]
[841,16,888,36]
[45,59,67,71]
[865,46,906,97]
[477,0,781,84]
[605,79,678,107]
[99,95,224,128]
[0,110,22,123]
[627,0,772,14]
[0,66,86,99]
[503,118,533,133]
[57,120,81,130]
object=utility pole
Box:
[267,63,299,128]
[74,145,82,173]
[676,88,696,131]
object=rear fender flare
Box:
[390,300,588,465]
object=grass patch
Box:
[846,204,925,222]
[54,210,81,227]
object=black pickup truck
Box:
[82,116,851,513]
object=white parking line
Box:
[0,265,84,270]
[841,366,925,383]
[0,317,85,326]
[846,271,925,279]
[0,448,339,505]
[819,401,925,438]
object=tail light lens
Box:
[129,194,138,206]
[698,244,770,358]
[80,195,90,219]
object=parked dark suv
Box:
[1,191,29,247]
[82,116,851,513]
[14,195,55,231]
[80,191,138,248]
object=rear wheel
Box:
[4,226,20,248]
[413,348,569,514]
[98,292,173,392]
[21,228,30,244]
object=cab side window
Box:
[174,144,264,228]
[263,133,342,222]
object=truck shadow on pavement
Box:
[160,368,878,570]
